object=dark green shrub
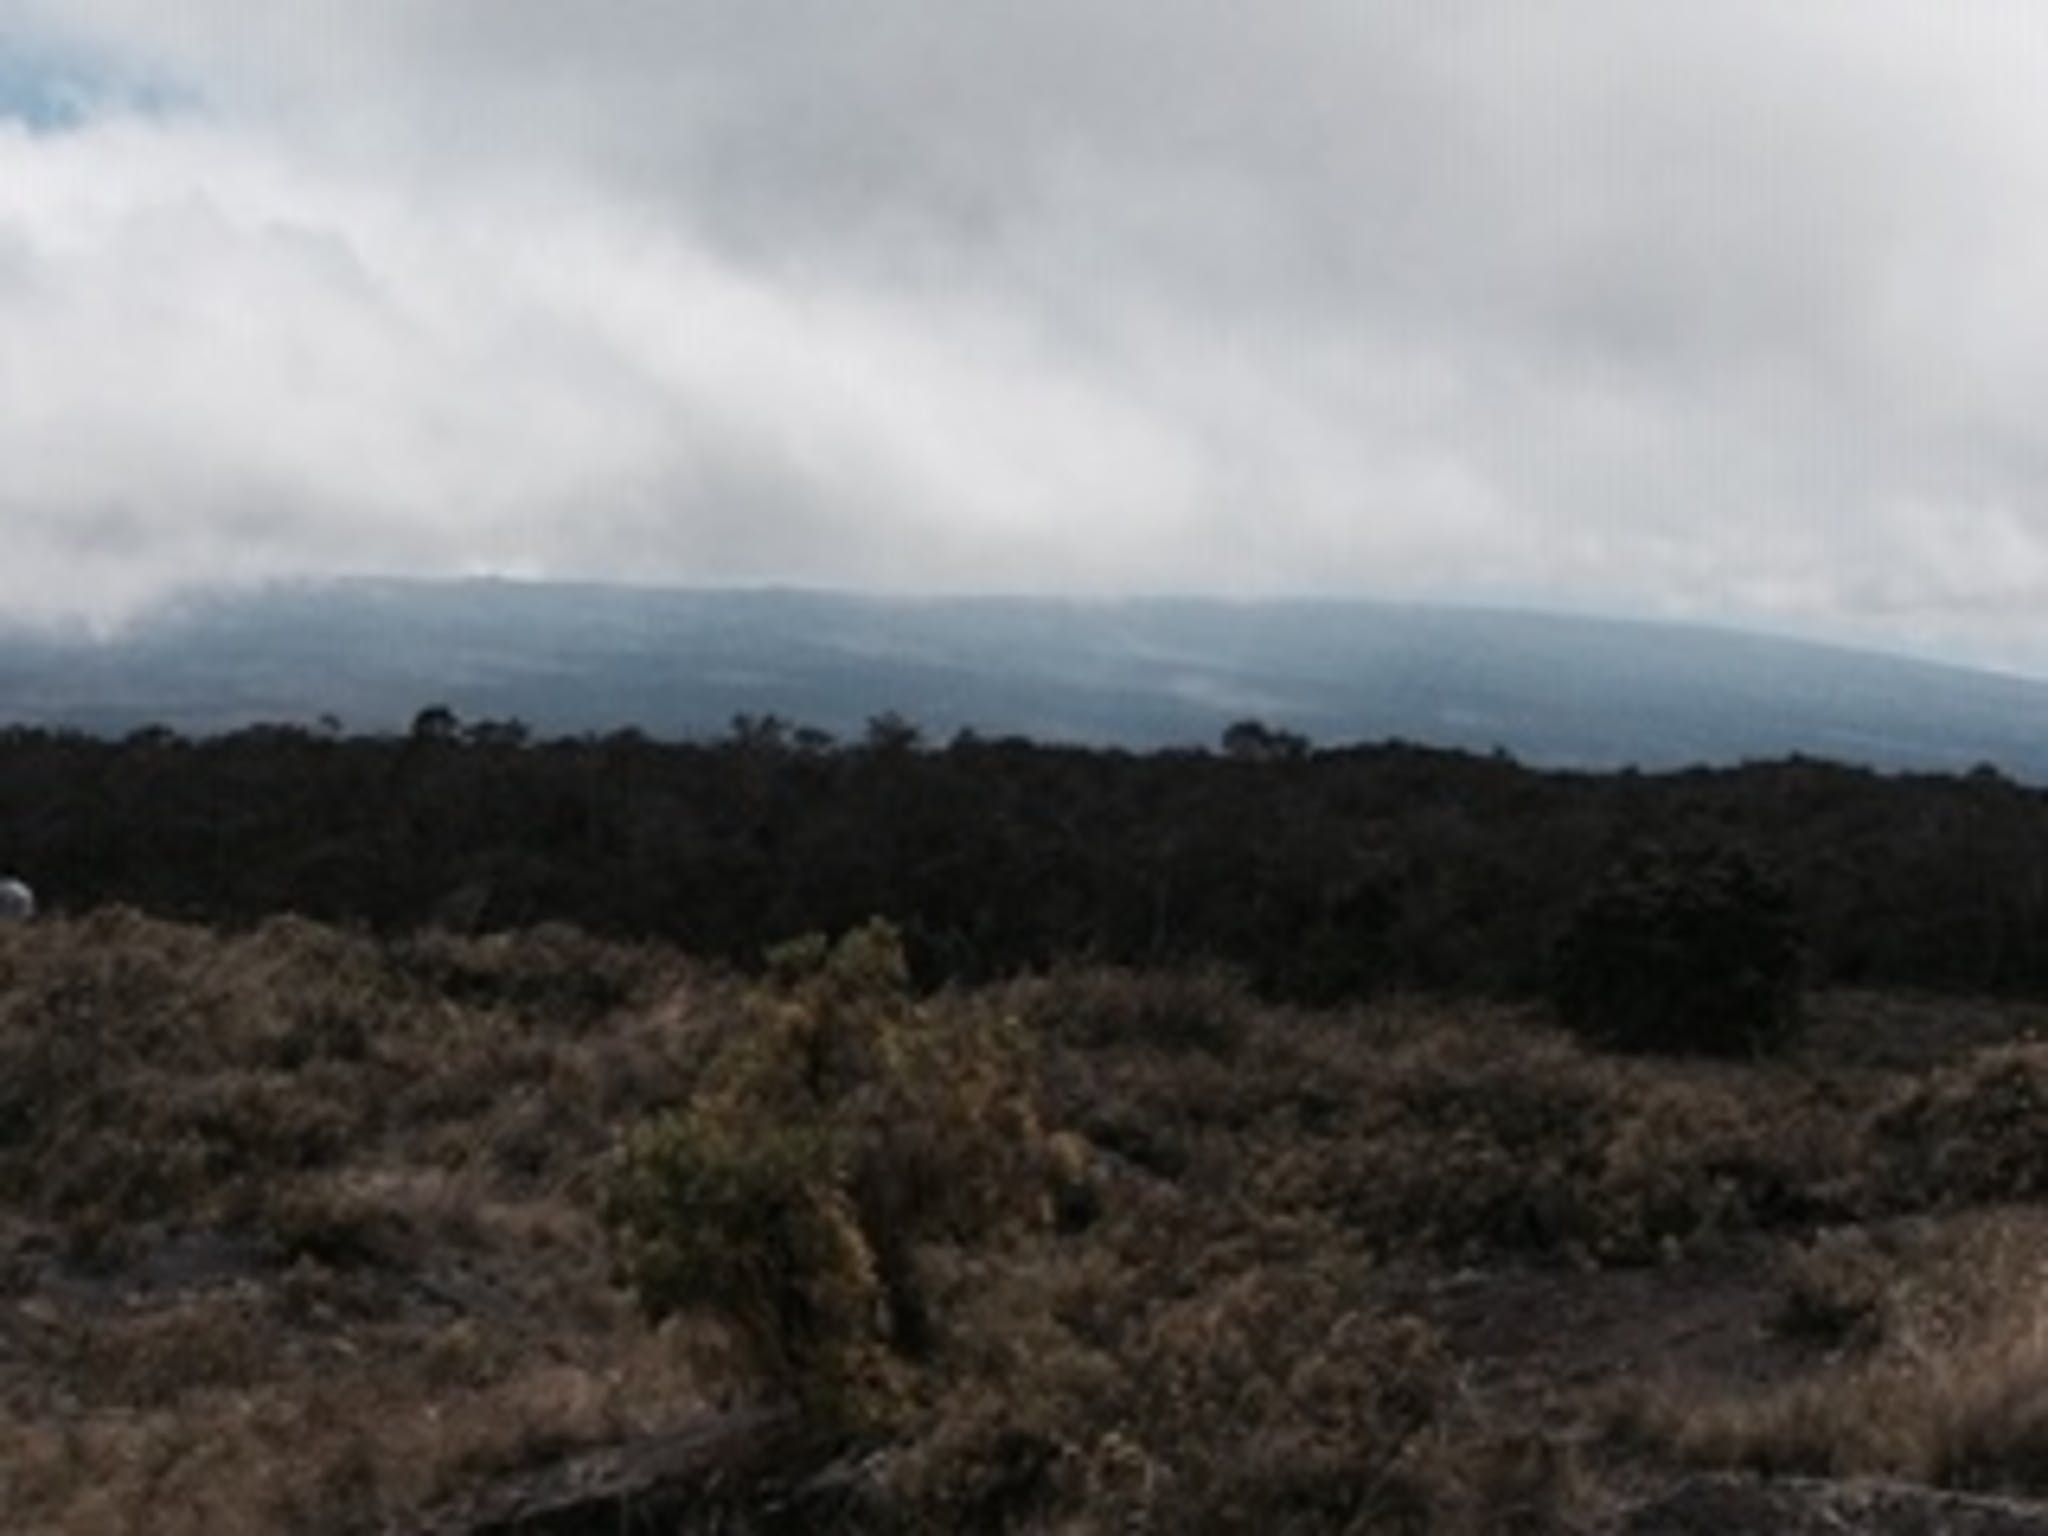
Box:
[1551,843,1803,1057]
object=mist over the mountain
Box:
[3,579,2044,780]
[11,7,2048,679]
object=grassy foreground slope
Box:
[12,914,2048,1530]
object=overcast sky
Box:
[5,5,2048,671]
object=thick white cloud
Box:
[6,3,2048,669]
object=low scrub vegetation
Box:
[9,911,2048,1531]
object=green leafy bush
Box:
[1552,843,1803,1057]
[603,919,1057,1423]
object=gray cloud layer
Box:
[5,3,2048,668]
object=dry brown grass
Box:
[11,916,2048,1530]
[1,1337,706,1536]
[1017,979,1871,1268]
[1612,1209,2048,1494]
[0,911,724,1533]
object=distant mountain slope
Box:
[3,579,2046,778]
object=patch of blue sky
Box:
[0,41,192,133]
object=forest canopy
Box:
[0,712,2038,1006]
[4,712,2031,1011]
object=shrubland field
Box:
[13,902,2048,1532]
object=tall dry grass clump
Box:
[1618,1210,2048,1495]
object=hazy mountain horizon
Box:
[3,577,2046,782]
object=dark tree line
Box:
[1,711,2045,1003]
